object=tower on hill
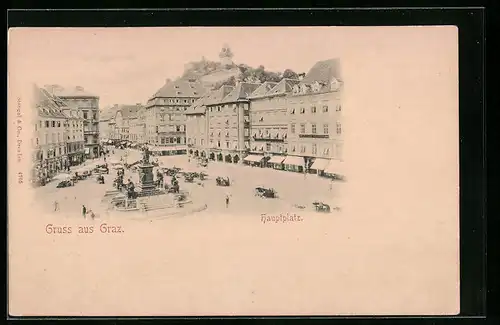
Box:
[219,44,234,67]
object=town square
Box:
[9,27,461,316]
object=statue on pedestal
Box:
[142,146,150,165]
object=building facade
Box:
[45,85,101,158]
[285,58,343,173]
[205,82,260,163]
[247,79,300,167]
[185,95,209,157]
[113,104,142,142]
[145,78,206,146]
[32,85,69,180]
[60,101,85,166]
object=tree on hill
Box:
[283,69,299,80]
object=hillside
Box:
[179,58,304,90]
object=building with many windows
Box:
[32,85,70,180]
[205,82,260,163]
[145,78,206,146]
[60,100,85,166]
[113,104,143,143]
[285,58,343,174]
[247,79,300,168]
[185,94,210,157]
[44,85,101,158]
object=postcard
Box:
[7,26,459,316]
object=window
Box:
[259,117,264,122]
[36,138,39,145]
[312,123,317,134]
[312,144,317,154]
[300,123,305,134]
[311,106,317,113]
[45,121,49,128]
[176,126,180,132]
[324,124,329,134]
[266,143,272,151]
[201,139,204,146]
[336,122,342,135]
[323,148,330,156]
[217,140,221,147]
[290,108,295,114]
[323,105,329,113]
[40,121,43,128]
[300,145,306,153]
[292,145,296,152]
[52,121,55,127]
[35,123,37,131]
[300,107,305,114]
[225,119,229,125]
[83,112,88,119]
[226,141,230,148]
[336,104,342,112]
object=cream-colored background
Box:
[8,26,459,316]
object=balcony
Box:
[84,129,99,135]
[298,134,329,139]
[252,136,285,143]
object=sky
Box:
[9,26,457,109]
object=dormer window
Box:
[330,78,340,91]
[312,81,321,92]
[292,85,299,94]
[300,84,309,94]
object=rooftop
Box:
[204,85,235,106]
[44,84,99,98]
[247,81,278,99]
[220,82,261,104]
[300,58,341,86]
[149,78,207,100]
[34,84,69,119]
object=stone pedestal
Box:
[137,163,156,195]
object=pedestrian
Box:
[329,181,333,191]
[225,195,230,208]
[53,200,59,212]
[82,205,87,218]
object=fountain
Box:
[136,146,158,196]
[101,147,207,218]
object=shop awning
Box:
[244,155,264,162]
[268,155,286,164]
[324,159,345,175]
[310,158,330,170]
[283,155,304,166]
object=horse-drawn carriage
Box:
[313,201,331,213]
[164,167,181,176]
[184,173,196,183]
[216,176,230,186]
[254,187,277,198]
[56,179,74,188]
[312,201,340,213]
[94,164,109,174]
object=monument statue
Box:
[142,146,150,165]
